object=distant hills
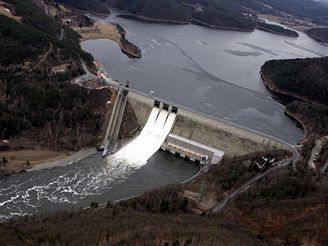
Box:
[55,0,328,34]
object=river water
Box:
[1,12,327,219]
[82,13,327,143]
[0,152,198,219]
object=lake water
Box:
[82,13,327,143]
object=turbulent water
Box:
[0,152,198,220]
[113,108,176,166]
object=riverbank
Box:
[0,148,98,177]
[0,149,69,177]
[29,147,97,171]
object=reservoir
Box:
[82,12,327,143]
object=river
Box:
[0,151,198,219]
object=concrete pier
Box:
[102,86,129,156]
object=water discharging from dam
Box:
[110,107,177,166]
[0,108,199,220]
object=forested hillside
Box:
[261,57,328,165]
[55,0,256,30]
[306,28,328,43]
[261,57,328,105]
[0,0,108,150]
[256,22,299,37]
[115,0,192,22]
[54,0,109,14]
[55,0,328,31]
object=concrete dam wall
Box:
[127,91,289,158]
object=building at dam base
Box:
[104,86,290,165]
[161,134,224,165]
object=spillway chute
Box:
[108,107,176,167]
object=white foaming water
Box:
[110,107,176,167]
[0,108,177,220]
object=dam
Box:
[103,82,291,166]
[0,82,294,219]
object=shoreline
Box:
[284,109,308,145]
[256,26,299,37]
[0,148,98,178]
[29,147,97,171]
[256,14,315,32]
[77,22,142,59]
[117,13,254,32]
[260,71,315,104]
[305,31,328,45]
[117,13,190,25]
[0,149,69,178]
[260,71,309,144]
[190,19,253,32]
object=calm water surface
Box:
[82,13,327,143]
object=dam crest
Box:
[102,83,291,166]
